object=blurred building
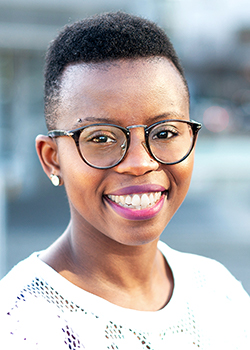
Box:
[170,0,250,134]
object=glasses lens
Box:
[148,121,193,164]
[79,125,127,168]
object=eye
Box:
[155,130,175,139]
[83,130,117,145]
[151,126,178,141]
[91,134,116,144]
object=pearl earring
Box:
[50,174,60,187]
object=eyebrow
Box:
[71,116,113,129]
[85,116,117,123]
[71,112,187,129]
[148,112,187,123]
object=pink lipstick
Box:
[105,185,167,221]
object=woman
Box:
[1,12,249,349]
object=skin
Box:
[36,57,195,311]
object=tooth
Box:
[119,196,125,205]
[141,194,150,208]
[131,194,140,206]
[108,192,163,208]
[154,192,161,201]
[149,193,154,204]
[125,195,132,205]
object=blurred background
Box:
[0,0,249,293]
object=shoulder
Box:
[0,252,50,312]
[158,240,250,303]
[0,252,72,348]
[158,241,250,345]
[159,240,239,279]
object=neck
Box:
[40,221,173,311]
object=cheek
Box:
[63,165,102,197]
[168,155,194,200]
[62,166,108,228]
[57,143,105,208]
[178,157,194,185]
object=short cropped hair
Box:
[44,11,189,130]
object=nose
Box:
[115,129,159,176]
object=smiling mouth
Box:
[107,191,167,210]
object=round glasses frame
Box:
[48,119,202,169]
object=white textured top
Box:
[0,241,249,349]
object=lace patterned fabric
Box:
[1,242,250,349]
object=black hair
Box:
[44,11,189,130]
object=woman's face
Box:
[53,58,194,246]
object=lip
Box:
[107,184,166,196]
[104,190,167,221]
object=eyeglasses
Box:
[48,119,202,169]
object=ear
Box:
[35,135,63,185]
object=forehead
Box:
[58,58,189,128]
